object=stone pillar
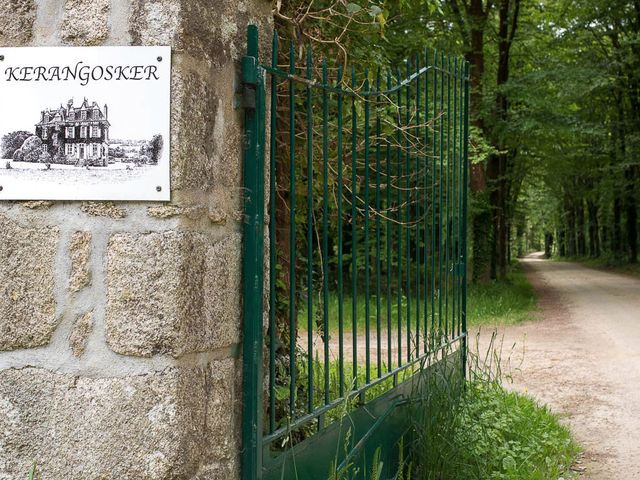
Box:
[0,1,271,478]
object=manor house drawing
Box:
[35,98,110,166]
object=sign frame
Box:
[0,46,171,201]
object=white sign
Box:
[0,46,171,201]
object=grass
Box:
[284,267,578,480]
[410,337,580,480]
[467,264,537,327]
[414,382,579,480]
[555,253,640,278]
[296,262,537,334]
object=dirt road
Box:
[493,253,640,479]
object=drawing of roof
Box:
[35,98,111,127]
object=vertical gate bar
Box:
[288,41,297,415]
[451,57,456,340]
[337,66,345,397]
[385,70,392,373]
[431,50,438,344]
[415,55,421,359]
[405,60,411,363]
[267,30,278,435]
[457,58,462,339]
[423,48,430,353]
[241,25,264,480]
[455,61,459,338]
[305,46,314,414]
[375,69,383,378]
[462,61,470,376]
[450,57,455,340]
[395,66,403,367]
[459,60,465,339]
[444,55,451,339]
[364,72,371,384]
[452,57,458,340]
[322,59,330,405]
[351,66,359,389]
[438,51,445,335]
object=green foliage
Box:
[555,254,640,278]
[444,382,579,480]
[298,291,422,334]
[411,338,579,480]
[272,353,406,446]
[511,0,640,263]
[467,263,536,327]
[468,125,498,166]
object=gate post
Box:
[241,25,266,480]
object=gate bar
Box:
[241,24,265,480]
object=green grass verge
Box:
[413,380,580,480]
[467,264,537,327]
[297,263,537,334]
[554,253,640,277]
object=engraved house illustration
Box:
[35,98,110,166]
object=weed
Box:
[410,334,580,480]
[28,463,41,480]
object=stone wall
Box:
[0,1,272,478]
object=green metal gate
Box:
[241,25,470,480]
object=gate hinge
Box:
[240,55,258,111]
[242,84,257,110]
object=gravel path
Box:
[489,253,640,479]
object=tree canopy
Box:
[275,0,640,277]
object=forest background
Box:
[274,0,640,281]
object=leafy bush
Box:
[1,130,31,159]
[38,151,52,163]
[53,152,67,164]
[149,134,163,164]
[411,338,579,480]
[448,382,578,480]
[17,136,44,163]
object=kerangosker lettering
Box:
[4,62,160,86]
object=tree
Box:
[14,136,44,163]
[1,131,31,159]
[444,0,496,281]
[488,0,521,279]
[149,134,163,164]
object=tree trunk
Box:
[465,0,492,282]
[613,195,623,254]
[487,0,520,280]
[625,168,638,263]
[565,200,576,257]
[558,227,566,257]
[544,232,553,258]
[576,202,586,257]
[587,199,600,257]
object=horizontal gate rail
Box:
[241,24,470,480]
